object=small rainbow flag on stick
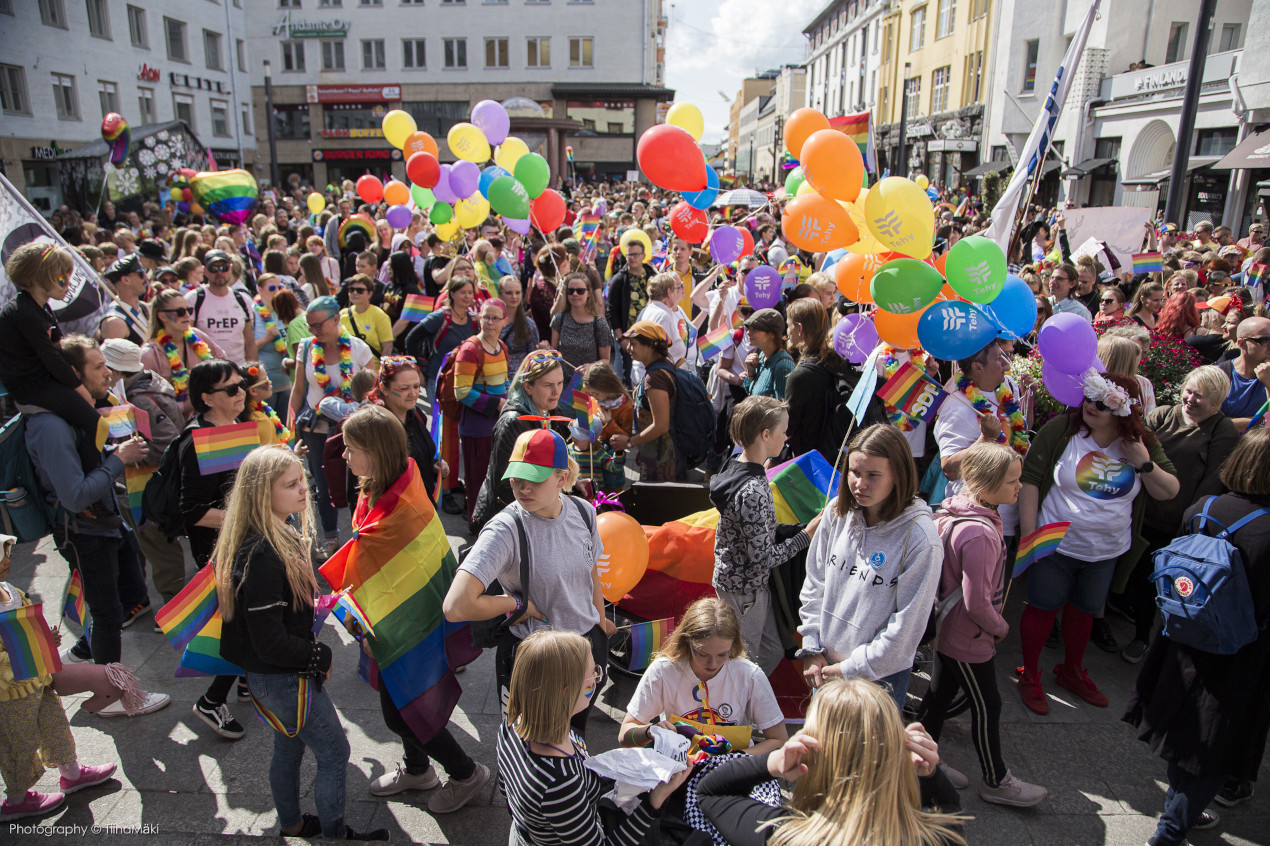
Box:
[560,371,592,420]
[156,564,218,653]
[627,617,673,672]
[63,570,86,628]
[876,361,947,423]
[175,611,243,678]
[696,325,734,361]
[0,604,62,680]
[124,464,154,523]
[1131,252,1163,274]
[400,294,435,322]
[99,405,138,439]
[191,422,260,475]
[1013,521,1071,578]
[1247,263,1266,287]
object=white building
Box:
[803,0,887,118]
[0,0,254,213]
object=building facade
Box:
[803,0,887,120]
[727,72,779,174]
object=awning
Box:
[1212,128,1270,170]
[1121,157,1220,186]
[1040,159,1064,176]
[963,160,1011,178]
[1062,157,1116,177]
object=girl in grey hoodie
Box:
[799,425,942,710]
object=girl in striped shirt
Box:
[454,298,510,529]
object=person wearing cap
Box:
[444,427,614,738]
[1237,222,1265,253]
[185,250,256,365]
[134,238,166,272]
[100,255,150,345]
[742,308,795,400]
[152,266,180,293]
[613,320,681,481]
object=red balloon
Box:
[739,227,755,259]
[637,124,707,192]
[669,201,709,243]
[529,188,566,233]
[406,152,440,189]
[356,175,383,204]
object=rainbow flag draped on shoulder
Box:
[319,459,480,743]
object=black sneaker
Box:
[1045,620,1062,649]
[192,700,246,740]
[1215,780,1253,808]
[1091,618,1119,653]
[441,493,464,515]
[121,600,152,629]
[1121,638,1150,664]
[344,825,390,841]
[1192,808,1220,830]
[236,679,251,703]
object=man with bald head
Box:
[1221,316,1270,428]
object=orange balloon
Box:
[382,179,410,206]
[595,511,650,603]
[784,108,831,160]
[781,193,859,252]
[800,128,864,203]
[834,253,884,303]
[934,252,948,275]
[403,131,439,159]
[874,306,927,349]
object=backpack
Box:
[808,359,888,468]
[643,359,716,470]
[435,349,463,420]
[0,414,61,542]
[142,426,194,539]
[1150,496,1269,655]
[920,514,1000,645]
[192,287,252,327]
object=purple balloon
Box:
[471,99,510,146]
[710,225,744,265]
[385,204,412,229]
[503,216,531,236]
[1042,360,1089,407]
[832,313,880,364]
[449,160,480,198]
[433,165,458,204]
[1036,312,1097,374]
[744,266,782,309]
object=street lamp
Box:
[263,59,279,191]
[896,61,911,178]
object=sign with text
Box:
[306,84,400,104]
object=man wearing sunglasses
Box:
[185,250,256,365]
[100,254,150,345]
[1219,316,1270,429]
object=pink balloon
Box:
[503,216,531,235]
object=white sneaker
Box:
[60,646,91,664]
[979,771,1047,807]
[369,762,440,796]
[97,692,171,717]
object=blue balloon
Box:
[983,274,1038,340]
[683,165,719,210]
[917,301,999,362]
[478,165,512,199]
[926,187,940,201]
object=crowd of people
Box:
[0,177,1267,846]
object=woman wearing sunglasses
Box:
[1094,287,1128,328]
[140,289,226,419]
[251,274,293,410]
[549,271,614,370]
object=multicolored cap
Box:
[503,428,570,483]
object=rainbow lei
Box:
[312,331,354,400]
[880,347,928,432]
[251,399,292,444]
[159,328,213,403]
[254,297,287,355]
[956,373,1029,457]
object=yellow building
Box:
[875,0,995,185]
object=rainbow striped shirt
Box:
[453,337,509,436]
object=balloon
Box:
[945,235,1006,303]
[306,192,326,214]
[470,99,510,146]
[487,175,530,219]
[455,194,491,229]
[168,188,181,203]
[356,175,383,204]
[381,109,418,149]
[832,313,880,364]
[863,177,936,259]
[833,253,883,303]
[529,188,566,233]
[1037,313,1098,374]
[637,124,707,192]
[683,165,720,210]
[620,228,653,260]
[983,275,1038,339]
[478,165,511,198]
[595,512,650,603]
[668,201,709,243]
[874,307,925,349]
[917,301,999,361]
[189,169,258,225]
[781,193,859,252]
[410,184,436,211]
[1042,360,1089,407]
[449,160,480,199]
[926,187,940,201]
[783,166,805,199]
[385,204,412,229]
[915,174,929,190]
[795,180,818,196]
[504,216,531,236]
[784,108,831,159]
[101,113,131,166]
[739,228,754,260]
[744,266,782,309]
[432,165,458,204]
[800,128,865,202]
[870,258,945,315]
[447,122,491,163]
[710,226,744,265]
[843,192,888,255]
[189,202,204,216]
[406,152,440,188]
[382,179,410,207]
[495,136,530,172]
[514,153,551,199]
[435,220,460,241]
[934,252,948,275]
[665,102,705,142]
[403,131,439,159]
[429,202,453,225]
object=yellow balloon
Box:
[306,192,325,214]
[495,136,530,172]
[841,193,888,255]
[862,177,935,259]
[666,102,704,142]
[796,179,818,196]
[382,109,417,150]
[619,228,653,260]
[434,220,460,241]
[447,122,491,163]
[455,194,491,229]
[915,174,929,190]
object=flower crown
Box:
[1081,370,1138,417]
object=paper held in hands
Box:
[584,733,689,813]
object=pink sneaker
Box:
[59,762,118,794]
[0,790,66,822]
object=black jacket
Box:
[471,398,570,530]
[604,263,655,335]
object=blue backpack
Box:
[1150,497,1269,655]
[0,414,62,542]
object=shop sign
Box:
[30,142,70,160]
[273,12,350,39]
[320,128,387,139]
[170,72,229,94]
[929,139,977,152]
[138,63,161,82]
[1136,68,1187,92]
[306,84,401,104]
[313,148,402,162]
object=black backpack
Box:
[807,359,888,466]
[641,359,717,470]
[142,425,195,539]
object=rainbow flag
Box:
[175,611,244,678]
[99,405,138,439]
[0,604,62,680]
[730,309,744,330]
[124,464,154,523]
[400,294,435,322]
[319,459,480,744]
[156,564,218,653]
[63,570,86,628]
[560,371,590,420]
[191,422,260,475]
[828,111,877,172]
[577,213,602,263]
[766,450,835,525]
[358,648,380,690]
[333,591,376,639]
[955,196,970,217]
[1131,252,1163,274]
[696,325,733,361]
[1013,521,1071,578]
[627,617,673,672]
[1247,264,1266,287]
[876,361,946,423]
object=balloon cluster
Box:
[168,169,196,214]
[1036,313,1104,405]
[101,113,131,167]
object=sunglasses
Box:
[1085,398,1109,411]
[264,284,281,292]
[1245,337,1270,345]
[207,264,231,273]
[348,287,369,294]
[162,307,193,317]
[1100,298,1118,305]
[207,381,245,397]
[567,287,589,295]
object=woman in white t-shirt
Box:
[634,273,692,381]
[620,597,788,757]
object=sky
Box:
[663,0,825,145]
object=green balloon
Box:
[870,258,944,315]
[429,201,453,225]
[487,175,530,220]
[784,166,805,198]
[514,153,550,199]
[410,183,436,211]
[945,235,1006,303]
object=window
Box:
[909,5,926,51]
[1021,39,1038,92]
[1219,23,1242,52]
[441,0,464,4]
[400,0,422,4]
[1195,127,1238,157]
[97,80,120,116]
[935,0,955,39]
[319,0,342,5]
[39,0,67,28]
[0,64,30,114]
[1093,137,1121,161]
[443,37,467,68]
[52,72,79,120]
[165,17,188,62]
[402,99,467,135]
[281,40,306,71]
[240,103,252,135]
[322,39,345,70]
[402,38,425,69]
[569,36,593,68]
[527,37,550,67]
[606,121,622,134]
[211,100,230,137]
[137,86,155,122]
[967,0,987,21]
[204,30,223,71]
[1165,22,1188,64]
[173,93,194,130]
[0,0,11,13]
[279,0,301,6]
[273,103,310,139]
[880,23,891,63]
[962,50,982,105]
[930,66,950,113]
[361,38,385,69]
[127,5,148,48]
[485,37,508,68]
[359,0,382,5]
[904,76,920,120]
[236,39,246,72]
[87,0,111,38]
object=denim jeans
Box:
[878,668,911,711]
[55,528,148,664]
[299,430,339,538]
[1153,760,1226,845]
[246,672,350,839]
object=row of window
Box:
[281,0,593,5]
[280,35,593,71]
[810,0,987,52]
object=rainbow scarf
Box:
[956,374,1029,457]
[249,675,312,738]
